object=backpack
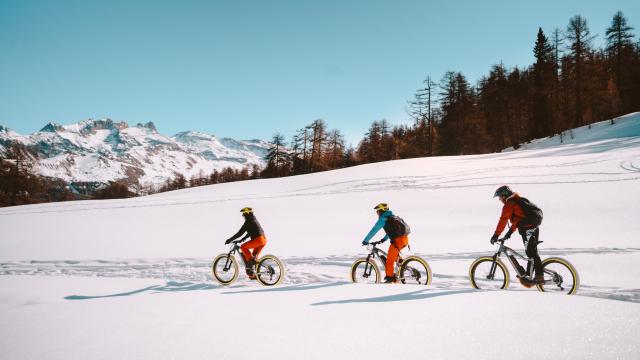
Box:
[514,197,543,227]
[385,215,411,238]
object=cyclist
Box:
[224,207,266,280]
[490,186,543,287]
[362,203,410,283]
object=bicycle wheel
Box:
[536,257,579,295]
[350,258,380,284]
[398,256,432,285]
[469,257,510,290]
[212,254,239,285]
[255,255,285,286]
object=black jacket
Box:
[226,214,265,242]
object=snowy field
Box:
[1,113,640,359]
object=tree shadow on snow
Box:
[311,288,475,306]
[64,281,222,300]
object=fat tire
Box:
[212,254,239,285]
[536,257,579,295]
[350,258,380,284]
[255,255,285,286]
[469,257,510,290]
[398,256,432,286]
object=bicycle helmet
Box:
[493,185,514,198]
[240,207,253,215]
[373,203,389,212]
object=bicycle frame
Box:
[362,241,404,279]
[489,239,533,279]
[222,241,243,272]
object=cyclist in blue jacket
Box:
[362,203,410,283]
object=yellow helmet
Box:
[373,203,389,212]
[240,207,253,215]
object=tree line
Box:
[261,11,640,179]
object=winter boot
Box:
[245,259,257,280]
[518,274,544,287]
[383,276,397,284]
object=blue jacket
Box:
[362,210,393,244]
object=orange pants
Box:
[241,235,267,262]
[386,235,408,277]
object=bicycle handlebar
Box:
[367,239,386,246]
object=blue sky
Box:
[1,0,638,145]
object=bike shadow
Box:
[222,281,350,295]
[64,281,225,300]
[311,288,476,306]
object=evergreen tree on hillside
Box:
[531,28,555,140]
[263,133,291,177]
[566,15,595,127]
[438,71,474,155]
[606,11,637,114]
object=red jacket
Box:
[494,193,529,235]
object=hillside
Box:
[1,113,639,359]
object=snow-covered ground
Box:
[1,113,640,359]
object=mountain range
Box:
[0,118,270,190]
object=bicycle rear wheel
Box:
[212,254,239,285]
[255,255,285,286]
[350,258,380,284]
[469,257,510,290]
[536,257,579,295]
[399,256,432,285]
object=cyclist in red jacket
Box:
[490,185,543,287]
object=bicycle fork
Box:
[363,254,375,278]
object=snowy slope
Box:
[0,119,270,187]
[1,114,639,359]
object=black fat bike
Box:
[212,239,285,286]
[350,239,432,285]
[469,238,579,294]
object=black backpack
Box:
[514,197,543,227]
[385,215,411,238]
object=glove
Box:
[362,240,369,246]
[225,239,232,244]
[504,230,513,240]
[490,234,499,245]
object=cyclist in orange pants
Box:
[361,203,411,283]
[225,207,267,279]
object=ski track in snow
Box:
[3,247,639,303]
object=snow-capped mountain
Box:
[0,118,270,188]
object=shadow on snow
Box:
[311,288,476,306]
[64,281,223,300]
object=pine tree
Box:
[531,28,555,140]
[566,15,595,127]
[263,133,291,177]
[606,11,636,113]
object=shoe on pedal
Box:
[383,276,397,284]
[246,267,256,280]
[518,274,544,287]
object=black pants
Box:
[519,227,542,277]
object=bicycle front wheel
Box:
[350,258,380,284]
[469,257,510,290]
[399,256,432,285]
[536,257,579,295]
[255,255,285,286]
[212,254,239,285]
